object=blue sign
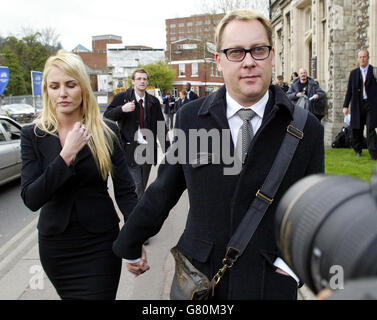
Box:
[0,66,10,95]
[31,71,43,96]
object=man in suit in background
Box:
[104,68,170,199]
[343,49,377,160]
[287,68,326,122]
[163,91,176,130]
[185,82,198,101]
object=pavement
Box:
[0,143,316,301]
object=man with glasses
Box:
[104,69,170,200]
[113,9,324,299]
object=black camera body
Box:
[275,172,377,296]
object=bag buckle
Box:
[211,247,240,296]
[287,125,304,140]
[256,190,273,204]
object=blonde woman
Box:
[20,50,140,300]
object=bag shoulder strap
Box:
[211,106,308,292]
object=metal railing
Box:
[0,95,43,109]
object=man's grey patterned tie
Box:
[236,108,256,164]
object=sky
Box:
[1,0,268,52]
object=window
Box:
[192,63,198,76]
[0,120,21,141]
[305,8,312,32]
[196,21,202,26]
[179,23,185,27]
[187,22,193,27]
[0,127,5,141]
[179,64,185,76]
[170,24,176,28]
[212,63,221,77]
[171,36,176,41]
[170,29,176,34]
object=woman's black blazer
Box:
[20,121,138,236]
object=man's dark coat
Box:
[113,85,324,299]
[343,65,377,129]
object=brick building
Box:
[168,39,223,97]
[76,35,122,70]
[165,14,225,97]
[270,0,377,146]
[165,13,225,51]
[73,35,122,91]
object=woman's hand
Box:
[60,122,91,166]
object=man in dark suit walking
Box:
[185,82,198,101]
[104,69,170,199]
[343,49,377,160]
[113,9,324,299]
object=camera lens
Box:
[275,174,377,293]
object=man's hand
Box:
[126,245,150,277]
[313,94,319,100]
[343,107,349,116]
[296,92,304,98]
[122,100,136,113]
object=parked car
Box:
[0,116,22,186]
[1,103,36,123]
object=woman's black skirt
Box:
[38,214,121,300]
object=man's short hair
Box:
[132,68,149,80]
[359,48,369,57]
[277,75,284,81]
[215,9,272,52]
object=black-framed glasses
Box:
[220,46,272,62]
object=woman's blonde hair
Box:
[35,50,117,180]
[215,9,272,52]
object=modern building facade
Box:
[165,13,225,51]
[107,45,165,89]
[270,0,377,146]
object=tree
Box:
[2,46,27,96]
[0,28,62,95]
[197,0,269,17]
[129,61,176,94]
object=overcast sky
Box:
[2,0,268,51]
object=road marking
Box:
[0,216,38,257]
